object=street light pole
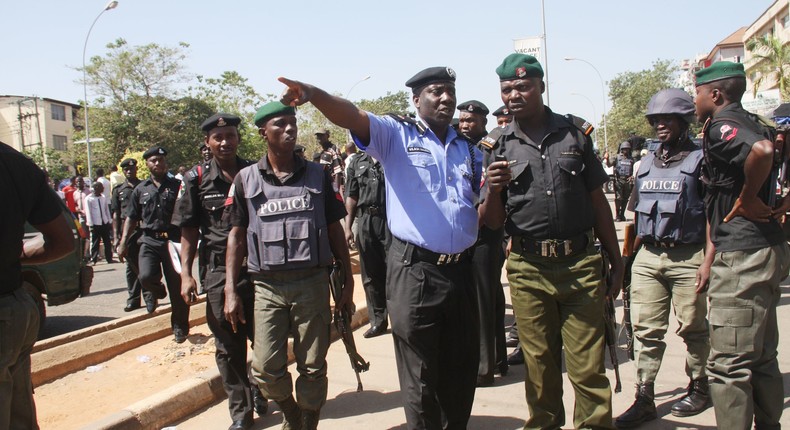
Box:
[570,92,598,147]
[345,75,371,99]
[564,57,608,151]
[82,0,119,179]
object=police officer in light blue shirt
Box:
[279,66,483,430]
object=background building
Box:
[0,95,81,155]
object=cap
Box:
[200,113,241,132]
[619,141,632,150]
[457,100,489,115]
[694,61,745,86]
[119,158,137,168]
[142,146,167,159]
[254,101,295,127]
[496,53,544,81]
[492,105,511,117]
[405,66,456,91]
[314,128,329,135]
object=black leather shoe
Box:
[505,336,519,348]
[507,348,524,365]
[252,385,268,417]
[124,303,141,312]
[363,325,388,338]
[496,360,509,376]
[227,416,253,430]
[616,383,657,428]
[146,299,157,314]
[670,378,710,417]
[173,327,188,344]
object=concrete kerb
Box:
[81,290,370,430]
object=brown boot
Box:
[276,395,302,430]
[302,409,320,430]
[671,378,710,417]
[615,383,657,429]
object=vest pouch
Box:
[635,200,657,239]
[655,199,679,240]
[260,222,286,266]
[285,218,314,263]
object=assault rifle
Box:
[329,259,370,391]
[619,222,636,360]
[600,245,622,393]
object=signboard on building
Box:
[514,37,544,65]
[742,89,782,116]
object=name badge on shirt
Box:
[258,194,312,217]
[407,146,431,155]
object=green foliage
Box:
[358,91,412,115]
[23,146,70,182]
[606,59,678,154]
[745,34,790,101]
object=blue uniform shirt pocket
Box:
[407,153,440,193]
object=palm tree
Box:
[745,34,790,101]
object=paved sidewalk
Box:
[172,265,790,430]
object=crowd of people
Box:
[3,53,789,430]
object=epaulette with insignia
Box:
[478,127,505,151]
[564,114,594,137]
[388,112,427,134]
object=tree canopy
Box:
[745,34,790,101]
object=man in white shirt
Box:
[85,182,114,265]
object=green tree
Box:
[606,59,678,154]
[745,34,790,101]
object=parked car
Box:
[21,195,93,335]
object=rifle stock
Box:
[329,260,370,391]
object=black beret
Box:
[119,158,137,168]
[200,113,241,133]
[457,100,489,116]
[142,146,167,159]
[492,105,511,117]
[405,66,456,91]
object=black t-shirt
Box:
[172,157,254,253]
[0,144,63,292]
[345,152,386,210]
[704,103,783,252]
[226,154,346,228]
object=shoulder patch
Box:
[564,114,594,137]
[479,127,505,150]
[387,112,427,134]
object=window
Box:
[51,104,66,121]
[782,14,789,29]
[52,135,67,151]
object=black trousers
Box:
[124,230,152,307]
[387,237,478,430]
[137,237,189,331]
[198,235,208,293]
[356,213,390,329]
[471,226,507,379]
[89,224,113,263]
[204,261,258,422]
[614,177,633,218]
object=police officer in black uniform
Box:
[112,158,155,312]
[492,105,513,128]
[118,146,189,343]
[605,142,635,221]
[457,99,509,385]
[174,114,266,430]
[344,149,389,338]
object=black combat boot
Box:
[671,378,710,417]
[276,395,302,430]
[302,409,320,430]
[615,382,657,428]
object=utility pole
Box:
[33,97,47,167]
[16,99,25,148]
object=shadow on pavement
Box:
[40,315,114,339]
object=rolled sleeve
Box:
[226,176,249,228]
[351,113,399,163]
[174,176,200,228]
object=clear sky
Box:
[1,0,775,133]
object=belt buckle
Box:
[542,240,559,258]
[437,254,447,265]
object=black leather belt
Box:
[358,205,384,217]
[396,237,472,266]
[645,240,693,249]
[513,232,589,258]
[143,230,169,239]
[0,289,17,298]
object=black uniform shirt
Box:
[226,154,347,228]
[127,175,180,233]
[1,144,63,292]
[345,152,386,211]
[489,108,609,239]
[704,102,783,252]
[173,157,254,253]
[111,178,141,219]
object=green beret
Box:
[496,53,544,81]
[142,146,167,159]
[694,61,745,86]
[254,101,295,127]
[200,113,241,132]
[457,100,489,115]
